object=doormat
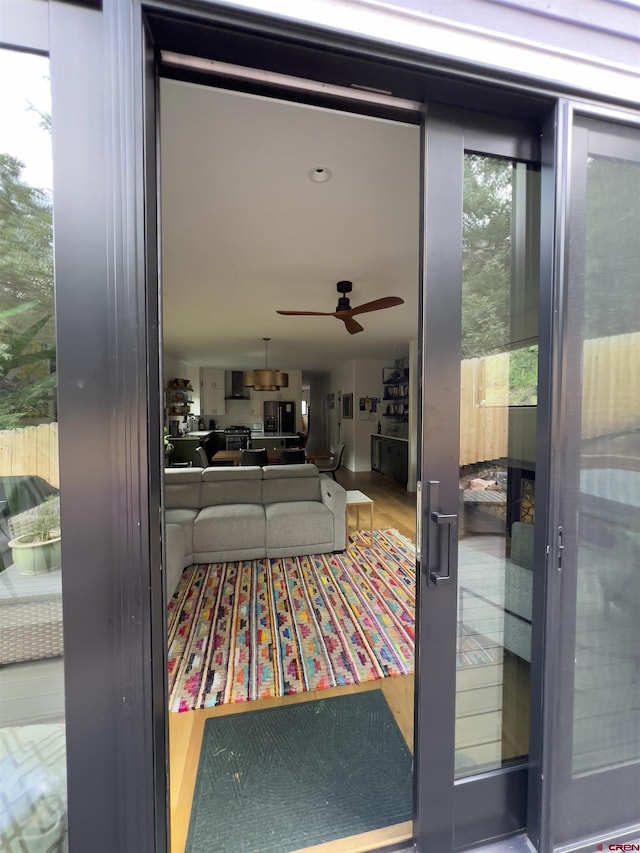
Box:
[185,689,413,853]
[168,529,416,712]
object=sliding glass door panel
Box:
[551,113,640,846]
[415,106,540,851]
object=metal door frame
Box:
[15,1,640,850]
[416,105,544,851]
[541,100,640,852]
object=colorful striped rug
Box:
[167,529,415,712]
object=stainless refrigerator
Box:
[263,400,295,434]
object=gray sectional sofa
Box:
[164,464,347,597]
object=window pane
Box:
[0,48,66,850]
[571,122,640,776]
[455,155,538,777]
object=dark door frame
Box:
[545,104,640,851]
[149,10,551,851]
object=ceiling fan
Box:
[276,281,404,335]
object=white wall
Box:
[354,359,389,472]
[331,361,354,467]
[330,358,391,472]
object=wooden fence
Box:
[0,332,637,480]
[0,423,59,488]
[581,332,640,440]
[460,354,510,466]
[460,330,640,465]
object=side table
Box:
[345,490,375,547]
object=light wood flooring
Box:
[168,469,530,853]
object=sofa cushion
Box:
[165,508,198,557]
[193,504,266,557]
[265,501,334,555]
[165,523,186,600]
[200,466,263,507]
[164,467,203,509]
[262,464,321,504]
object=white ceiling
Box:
[160,78,420,372]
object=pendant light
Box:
[244,338,289,391]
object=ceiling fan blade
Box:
[276,310,334,316]
[349,296,404,316]
[339,315,364,335]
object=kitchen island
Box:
[250,433,301,451]
[169,430,224,466]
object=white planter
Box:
[21,797,65,852]
[8,534,62,575]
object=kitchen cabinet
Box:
[168,436,201,466]
[169,431,225,466]
[199,368,226,416]
[372,435,408,486]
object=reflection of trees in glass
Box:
[509,345,538,405]
[585,156,640,340]
[462,155,513,360]
[463,155,538,405]
[0,153,55,427]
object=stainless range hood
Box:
[225,371,250,400]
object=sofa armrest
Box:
[320,476,347,550]
[165,523,186,601]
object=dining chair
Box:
[317,444,345,481]
[240,448,268,467]
[279,448,306,465]
[195,446,209,468]
[294,432,309,448]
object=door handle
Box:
[427,481,458,585]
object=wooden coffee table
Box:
[345,489,375,546]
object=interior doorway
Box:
[160,79,422,853]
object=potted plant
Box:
[8,495,61,575]
[164,426,174,461]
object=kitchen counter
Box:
[251,432,298,439]
[371,433,409,442]
[172,430,225,440]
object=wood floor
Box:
[167,469,530,853]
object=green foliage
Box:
[462,155,513,360]
[22,495,60,543]
[0,155,55,428]
[584,155,640,339]
[163,426,174,456]
[509,345,538,405]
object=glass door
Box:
[415,105,541,850]
[549,113,640,847]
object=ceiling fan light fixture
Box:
[244,339,289,390]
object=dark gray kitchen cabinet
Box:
[373,436,408,486]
